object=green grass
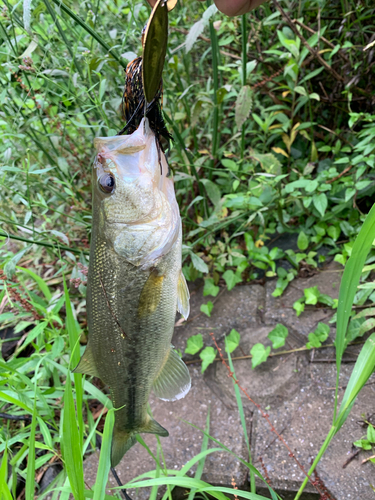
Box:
[1,0,375,498]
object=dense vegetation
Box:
[1,0,375,498]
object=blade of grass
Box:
[335,202,375,418]
[226,348,255,493]
[25,400,37,500]
[117,477,271,500]
[17,266,52,301]
[187,408,210,500]
[64,279,84,443]
[61,371,85,500]
[295,333,375,499]
[93,409,115,500]
[0,448,13,500]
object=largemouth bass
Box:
[74,118,190,467]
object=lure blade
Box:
[142,0,168,104]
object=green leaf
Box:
[203,278,220,297]
[353,439,372,451]
[200,179,221,206]
[313,193,328,217]
[358,317,375,336]
[306,323,330,349]
[62,371,85,500]
[191,253,209,273]
[293,298,305,316]
[222,270,242,291]
[268,324,288,349]
[304,286,320,305]
[336,203,375,372]
[336,333,375,432]
[297,231,309,251]
[0,448,12,500]
[250,343,271,369]
[99,79,107,101]
[200,301,213,317]
[235,85,253,129]
[225,329,240,353]
[17,267,52,301]
[200,346,217,373]
[185,334,204,355]
[25,401,37,500]
[93,409,114,500]
[367,424,375,444]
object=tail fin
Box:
[111,418,169,467]
[111,430,137,467]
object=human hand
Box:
[146,0,267,16]
[198,0,266,16]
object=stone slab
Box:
[83,366,248,499]
[252,360,375,499]
[173,283,265,353]
[83,261,375,500]
[264,261,342,339]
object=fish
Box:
[74,117,191,467]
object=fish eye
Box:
[98,173,115,194]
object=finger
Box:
[213,0,265,16]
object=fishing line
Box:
[110,467,134,500]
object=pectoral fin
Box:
[138,270,164,318]
[177,271,190,320]
[153,347,191,401]
[72,344,99,377]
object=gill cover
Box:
[93,118,180,268]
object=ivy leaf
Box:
[304,286,320,305]
[200,346,217,373]
[250,343,271,369]
[293,298,305,316]
[353,439,372,451]
[313,193,328,217]
[235,85,253,129]
[306,322,330,348]
[225,329,240,353]
[268,324,288,349]
[200,301,213,317]
[297,231,309,251]
[203,278,220,297]
[191,253,209,273]
[318,294,335,307]
[185,334,203,355]
[222,270,242,291]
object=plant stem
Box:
[209,20,219,180]
[241,14,247,161]
[294,427,336,500]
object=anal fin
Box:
[177,270,190,320]
[153,347,191,401]
[72,344,99,377]
[140,418,169,437]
